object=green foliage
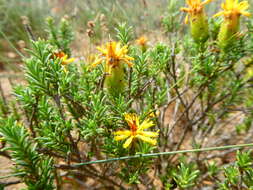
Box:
[162,0,181,34]
[1,3,253,189]
[173,162,200,189]
[0,118,54,190]
[207,161,220,177]
[217,151,253,189]
[236,150,252,169]
[46,17,74,55]
[116,23,133,45]
[0,0,168,66]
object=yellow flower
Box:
[114,113,159,149]
[213,0,251,19]
[53,51,75,66]
[92,41,134,73]
[147,109,160,118]
[213,0,250,49]
[181,0,213,24]
[136,36,148,52]
[181,0,213,43]
[136,36,148,47]
[148,111,156,118]
[91,41,134,96]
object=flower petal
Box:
[180,7,191,12]
[136,135,157,145]
[123,136,134,148]
[184,14,189,24]
[238,1,249,10]
[124,113,140,128]
[114,135,130,141]
[124,55,135,61]
[97,46,107,55]
[240,11,251,17]
[138,131,159,137]
[213,11,225,17]
[64,57,75,64]
[186,0,193,6]
[138,119,155,130]
[122,58,134,67]
[201,0,213,6]
[114,130,131,136]
[91,57,103,68]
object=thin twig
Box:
[29,96,39,138]
[24,24,36,41]
[52,94,81,162]
[55,143,253,167]
[0,180,21,187]
[0,151,11,159]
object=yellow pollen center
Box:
[130,120,138,136]
[108,57,119,66]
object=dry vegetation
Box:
[1,0,253,190]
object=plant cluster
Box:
[0,0,167,68]
[1,0,253,189]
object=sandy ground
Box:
[0,157,26,190]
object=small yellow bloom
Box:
[181,0,213,24]
[213,0,251,19]
[91,41,134,96]
[181,0,213,43]
[52,51,75,72]
[136,36,148,52]
[53,51,75,66]
[214,0,250,49]
[148,111,156,118]
[92,41,134,74]
[136,36,148,47]
[114,113,159,149]
[147,109,160,118]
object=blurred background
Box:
[0,0,167,70]
[0,0,252,70]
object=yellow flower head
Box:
[92,41,134,73]
[181,0,213,24]
[214,0,250,49]
[136,36,148,47]
[53,51,75,66]
[213,0,251,19]
[114,113,159,149]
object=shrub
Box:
[1,0,253,189]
